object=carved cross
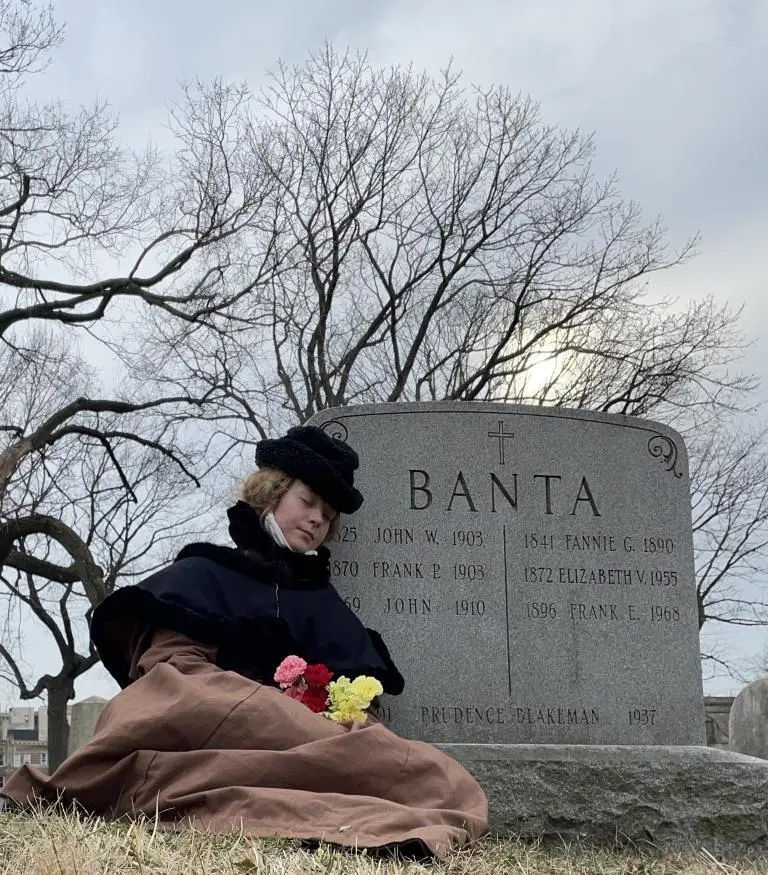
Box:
[487,420,514,465]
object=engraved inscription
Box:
[519,533,677,554]
[330,560,359,577]
[526,601,557,619]
[565,534,617,551]
[452,530,484,547]
[521,601,684,624]
[408,469,600,516]
[569,603,620,620]
[344,596,361,613]
[422,706,506,724]
[455,599,486,616]
[331,525,358,543]
[371,561,442,579]
[372,561,423,579]
[629,708,657,726]
[373,527,414,544]
[511,706,600,725]
[419,704,602,726]
[385,597,432,615]
[523,533,555,549]
[521,566,679,586]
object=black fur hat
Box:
[255,425,363,514]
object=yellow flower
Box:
[325,674,383,723]
[349,676,383,703]
[327,676,352,709]
[326,700,366,724]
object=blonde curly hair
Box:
[240,467,341,541]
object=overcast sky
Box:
[4,0,767,706]
[32,0,765,364]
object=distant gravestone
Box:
[309,402,705,745]
[729,679,768,760]
[67,697,108,757]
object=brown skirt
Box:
[2,630,487,858]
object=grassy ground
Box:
[1,809,767,875]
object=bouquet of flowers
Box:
[274,655,383,724]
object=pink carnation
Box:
[274,655,307,688]
[284,686,306,700]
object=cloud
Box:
[343,0,768,371]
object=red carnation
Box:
[303,663,334,688]
[300,685,329,713]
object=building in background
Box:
[704,696,733,748]
[0,697,107,789]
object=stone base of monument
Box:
[439,744,768,856]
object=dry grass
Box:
[1,810,767,875]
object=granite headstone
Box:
[729,678,768,760]
[309,402,705,745]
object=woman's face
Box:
[273,479,336,551]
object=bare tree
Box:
[689,423,768,673]
[0,325,216,766]
[0,445,207,767]
[1,35,278,333]
[149,50,750,435]
[0,1,278,766]
[142,47,766,672]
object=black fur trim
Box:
[177,538,330,591]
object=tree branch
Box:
[0,514,107,606]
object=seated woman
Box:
[0,425,487,858]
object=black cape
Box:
[90,503,404,695]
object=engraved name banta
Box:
[409,469,600,516]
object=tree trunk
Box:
[46,679,73,772]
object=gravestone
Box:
[67,697,108,758]
[310,402,705,745]
[729,678,768,760]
